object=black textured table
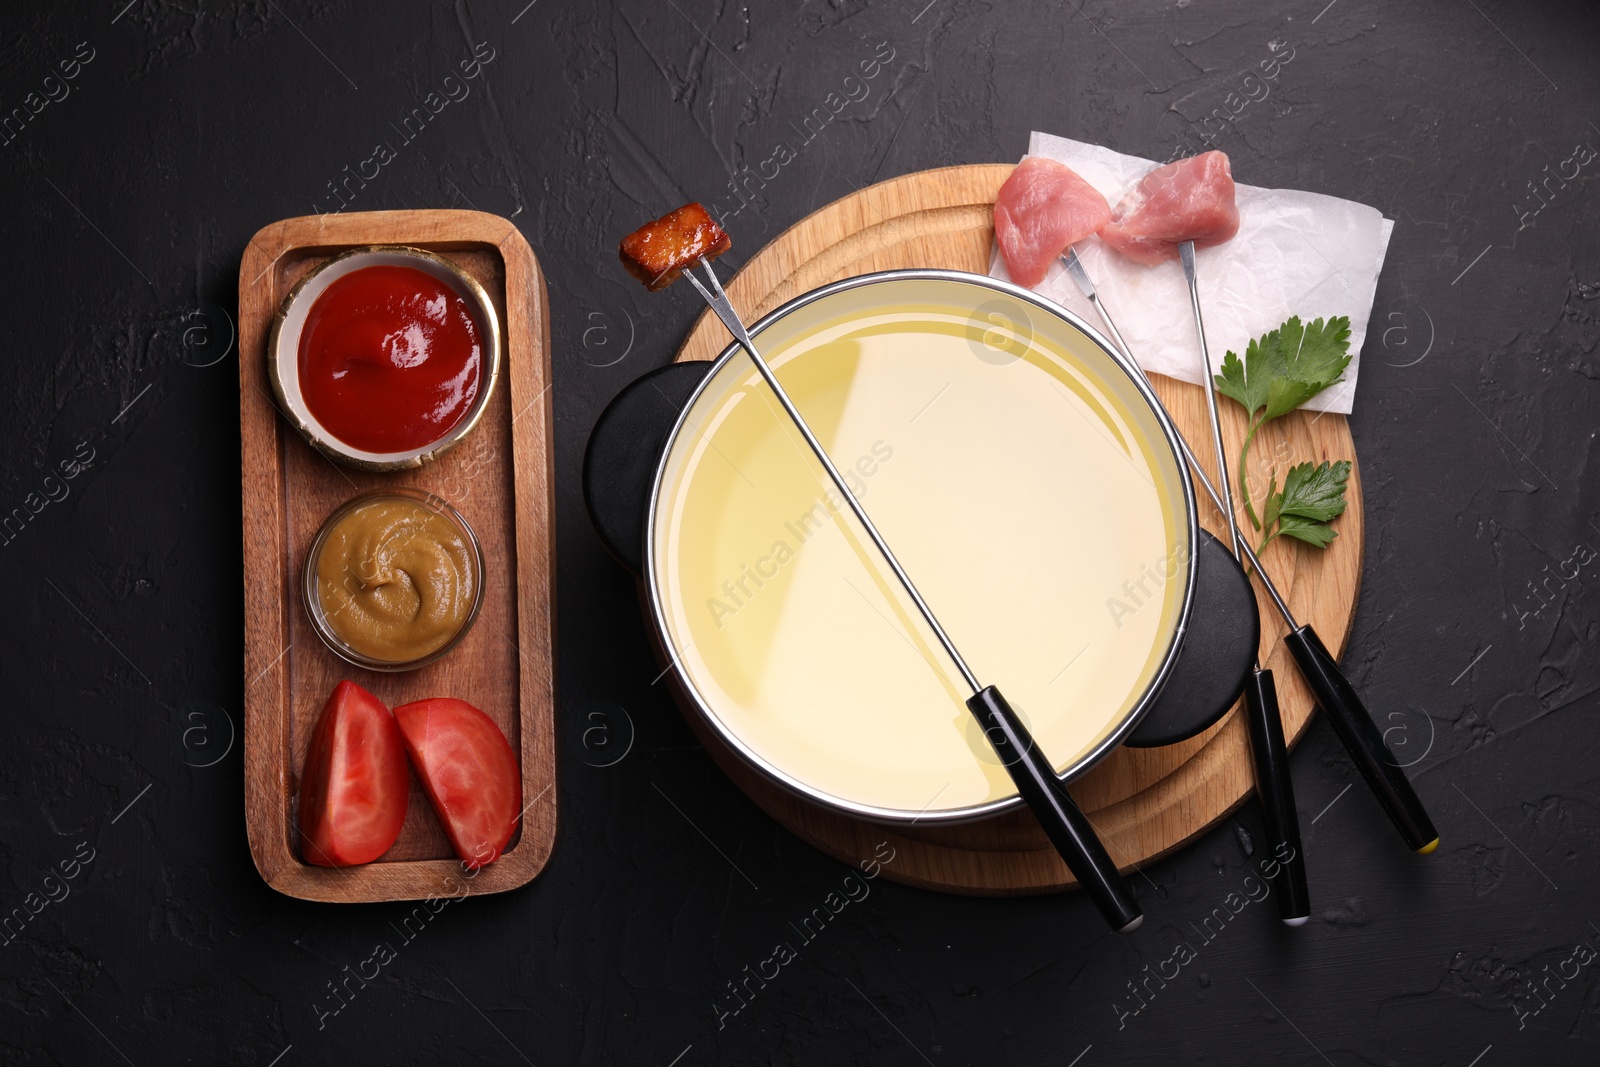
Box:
[3,2,1597,1064]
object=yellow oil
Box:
[652,278,1187,816]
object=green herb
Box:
[1214,314,1353,530]
[1257,460,1351,552]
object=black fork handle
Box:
[1284,626,1439,853]
[1241,667,1311,924]
[967,686,1143,932]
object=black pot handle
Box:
[582,362,1258,748]
[583,361,717,574]
[1124,529,1258,747]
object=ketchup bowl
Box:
[268,245,502,471]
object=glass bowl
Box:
[303,487,485,672]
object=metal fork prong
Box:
[686,260,752,348]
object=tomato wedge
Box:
[393,698,521,870]
[298,681,410,867]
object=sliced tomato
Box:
[393,698,521,870]
[298,681,410,867]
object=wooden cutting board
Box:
[673,165,1364,894]
[238,210,557,903]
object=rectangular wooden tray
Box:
[237,210,557,903]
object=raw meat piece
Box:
[1101,151,1240,265]
[993,157,1112,288]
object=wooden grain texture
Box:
[672,166,1364,894]
[238,210,557,903]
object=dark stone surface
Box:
[1,1,1597,1064]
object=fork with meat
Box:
[618,203,1148,934]
[995,152,1315,924]
[996,151,1439,895]
[618,202,732,291]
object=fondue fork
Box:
[1176,242,1436,856]
[681,256,1144,933]
[1066,245,1308,924]
[1178,241,1311,925]
[1063,240,1439,898]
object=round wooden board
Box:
[672,164,1363,895]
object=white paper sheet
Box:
[988,132,1394,414]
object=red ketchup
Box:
[298,264,483,453]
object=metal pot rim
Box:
[644,268,1200,825]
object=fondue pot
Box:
[585,271,1257,847]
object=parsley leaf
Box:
[1257,460,1351,553]
[1261,473,1280,530]
[1277,459,1351,522]
[1215,344,1269,416]
[1274,515,1339,548]
[1265,316,1353,418]
[1213,315,1353,528]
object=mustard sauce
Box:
[315,497,478,663]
